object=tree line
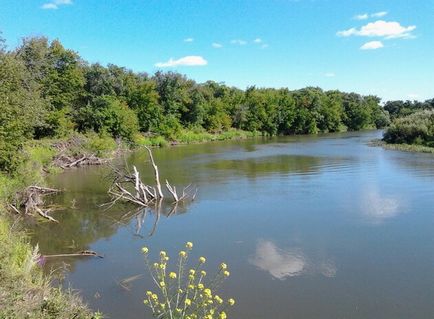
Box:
[1,35,391,172]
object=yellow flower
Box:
[228,298,235,306]
[197,283,204,290]
[176,308,182,313]
[152,294,158,300]
[143,299,149,304]
[188,274,195,281]
[186,242,193,249]
[153,262,159,268]
[199,256,206,264]
[201,270,207,277]
[189,269,196,276]
[146,291,153,296]
[159,264,166,270]
[219,311,227,319]
[169,272,177,279]
[179,250,187,257]
[164,256,169,262]
[141,247,149,254]
[185,298,192,306]
[188,284,194,290]
[223,271,230,277]
[159,281,165,288]
[160,303,165,309]
[160,251,167,258]
[214,295,223,304]
[204,288,212,297]
[220,263,227,270]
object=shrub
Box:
[142,242,235,319]
[383,110,434,146]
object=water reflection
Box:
[361,190,402,224]
[249,240,307,280]
[249,240,337,280]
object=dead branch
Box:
[9,185,62,222]
[107,147,197,209]
[144,146,164,199]
[43,250,103,258]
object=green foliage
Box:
[82,132,118,157]
[0,215,99,319]
[383,110,434,147]
[0,34,396,175]
[76,96,139,141]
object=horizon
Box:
[1,0,433,102]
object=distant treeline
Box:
[1,36,392,172]
[384,99,434,120]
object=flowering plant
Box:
[142,242,235,319]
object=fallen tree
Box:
[9,186,62,222]
[107,146,197,208]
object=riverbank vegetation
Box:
[1,34,389,174]
[382,110,434,152]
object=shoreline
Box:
[370,139,434,154]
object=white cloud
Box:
[155,56,208,68]
[354,13,369,20]
[253,38,262,44]
[231,39,247,45]
[212,42,223,48]
[324,72,336,77]
[337,20,416,39]
[41,0,72,9]
[360,40,384,50]
[371,11,388,18]
[183,38,194,43]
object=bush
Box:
[142,242,235,319]
[383,110,434,146]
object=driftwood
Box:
[54,154,107,169]
[107,146,197,208]
[10,186,62,222]
[43,250,103,258]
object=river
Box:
[28,130,434,319]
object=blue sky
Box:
[0,0,433,101]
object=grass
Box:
[370,139,434,154]
[0,140,102,319]
[134,129,256,148]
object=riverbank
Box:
[0,128,254,318]
[0,141,101,318]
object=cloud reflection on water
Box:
[361,191,401,224]
[249,240,337,280]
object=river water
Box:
[29,130,434,319]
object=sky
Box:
[0,0,433,101]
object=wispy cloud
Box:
[183,38,194,43]
[41,0,72,10]
[261,44,269,49]
[324,72,336,77]
[253,38,262,44]
[212,42,223,48]
[231,39,247,45]
[354,13,369,20]
[371,11,388,18]
[360,40,384,50]
[337,20,416,39]
[354,11,388,20]
[155,56,207,68]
